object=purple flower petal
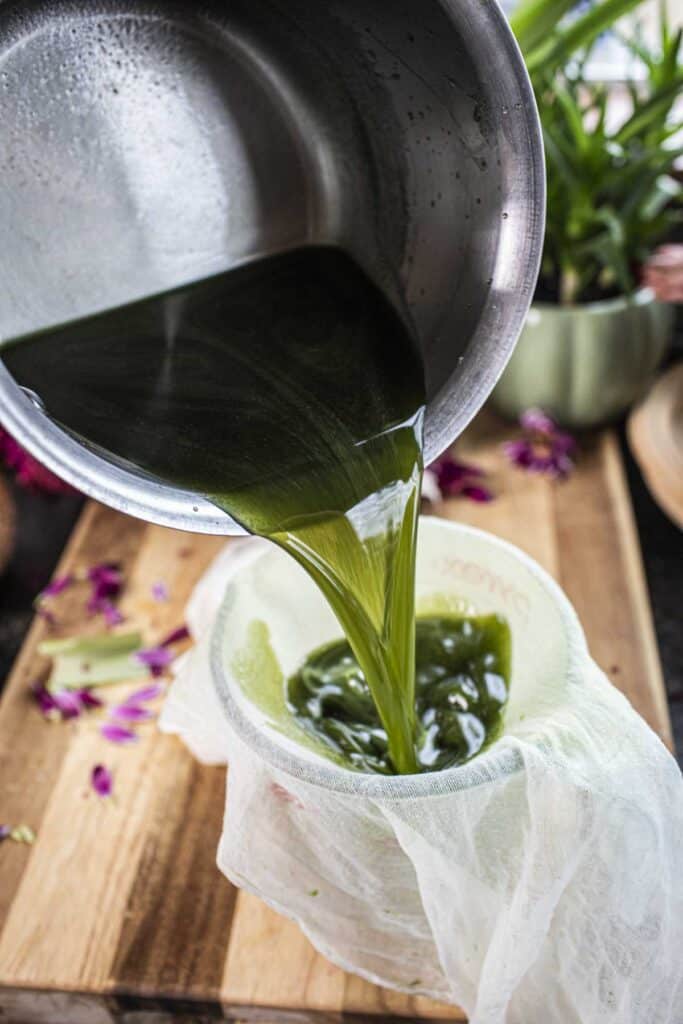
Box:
[87,563,123,594]
[160,625,190,647]
[122,682,165,705]
[91,764,113,797]
[110,703,153,722]
[503,439,535,469]
[135,646,173,677]
[503,433,576,480]
[37,575,74,601]
[519,407,558,437]
[100,600,125,627]
[461,484,494,503]
[52,689,84,719]
[0,426,74,495]
[86,563,124,621]
[31,682,59,717]
[0,824,11,842]
[151,581,169,602]
[100,722,138,745]
[84,563,125,625]
[425,452,493,504]
[32,682,103,720]
[76,688,104,710]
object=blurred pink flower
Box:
[0,426,73,494]
[423,453,493,504]
[503,408,576,479]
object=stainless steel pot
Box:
[0,0,544,534]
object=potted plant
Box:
[493,0,681,427]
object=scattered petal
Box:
[100,600,125,627]
[135,646,173,677]
[0,825,10,842]
[76,688,104,710]
[32,681,103,720]
[122,682,165,705]
[151,581,169,602]
[461,484,494,503]
[32,681,58,716]
[87,563,124,624]
[51,689,84,719]
[519,407,557,436]
[110,703,152,722]
[87,563,123,595]
[100,722,138,745]
[0,427,74,495]
[91,764,113,797]
[423,452,494,504]
[503,408,576,480]
[160,625,190,647]
[36,575,74,601]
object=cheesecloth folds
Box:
[160,519,683,1024]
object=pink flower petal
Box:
[135,646,173,677]
[91,764,113,797]
[461,484,494,503]
[503,431,576,480]
[52,689,84,719]
[87,563,123,593]
[0,427,74,495]
[519,407,557,436]
[100,600,125,627]
[151,581,169,602]
[31,681,58,716]
[122,682,165,705]
[425,451,493,504]
[160,625,190,647]
[110,703,152,722]
[100,722,138,745]
[37,575,74,601]
[76,688,104,710]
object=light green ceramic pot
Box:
[492,289,674,428]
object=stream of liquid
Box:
[4,246,510,773]
[3,247,427,772]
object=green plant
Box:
[511,0,683,305]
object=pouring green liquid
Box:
[2,246,507,774]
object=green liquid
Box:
[287,614,510,774]
[3,246,425,773]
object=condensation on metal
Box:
[0,0,544,534]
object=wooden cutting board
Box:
[0,420,672,1024]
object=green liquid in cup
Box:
[3,246,507,774]
[287,614,510,774]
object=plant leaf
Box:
[525,0,643,77]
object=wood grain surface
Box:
[0,421,672,1024]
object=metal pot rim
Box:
[0,0,545,534]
